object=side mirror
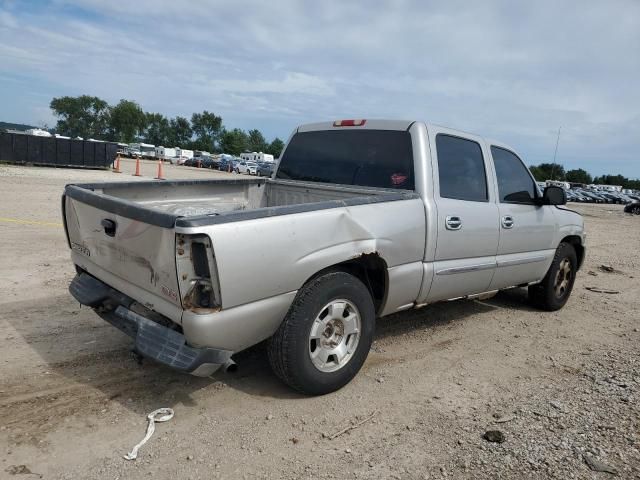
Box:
[541,186,567,206]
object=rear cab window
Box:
[276,130,415,190]
[435,134,488,202]
[491,146,537,203]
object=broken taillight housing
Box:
[175,234,221,312]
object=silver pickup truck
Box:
[64,120,585,394]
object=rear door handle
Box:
[445,215,462,230]
[501,215,514,229]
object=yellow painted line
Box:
[0,217,63,227]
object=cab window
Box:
[277,130,415,190]
[436,134,488,202]
[491,146,537,203]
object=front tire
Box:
[268,271,375,395]
[528,242,577,311]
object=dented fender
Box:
[188,197,427,312]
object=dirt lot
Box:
[1,162,638,479]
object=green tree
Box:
[528,163,565,181]
[266,137,285,157]
[144,113,171,145]
[219,128,249,155]
[565,168,592,185]
[49,95,110,139]
[169,116,193,146]
[593,174,628,187]
[247,129,267,152]
[191,111,222,152]
[109,99,147,143]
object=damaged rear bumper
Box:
[69,272,233,377]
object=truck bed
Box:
[64,177,417,228]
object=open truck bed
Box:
[64,177,415,228]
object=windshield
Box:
[276,129,414,190]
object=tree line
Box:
[49,95,285,157]
[529,163,640,190]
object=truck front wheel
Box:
[528,242,577,311]
[268,271,375,395]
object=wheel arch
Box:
[302,253,389,315]
[560,235,584,270]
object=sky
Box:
[0,0,638,177]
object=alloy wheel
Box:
[308,299,361,373]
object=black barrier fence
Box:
[0,132,118,169]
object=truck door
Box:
[487,145,557,289]
[426,129,500,302]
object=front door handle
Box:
[501,215,514,229]
[445,215,462,230]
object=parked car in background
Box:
[218,158,233,172]
[236,161,258,175]
[579,190,605,203]
[200,156,219,169]
[257,162,275,177]
[125,146,143,158]
[624,202,640,215]
[183,158,198,167]
[169,156,188,165]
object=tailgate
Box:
[63,194,182,322]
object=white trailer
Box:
[127,143,156,158]
[546,180,570,190]
[139,143,156,159]
[240,152,274,163]
[176,148,194,159]
[155,146,176,160]
[593,184,622,192]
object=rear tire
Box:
[528,242,577,311]
[268,271,375,395]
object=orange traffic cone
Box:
[154,158,165,180]
[133,156,142,176]
[113,154,122,173]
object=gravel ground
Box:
[0,163,638,479]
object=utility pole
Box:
[551,126,561,180]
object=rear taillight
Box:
[176,234,221,312]
[333,119,366,127]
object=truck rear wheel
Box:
[268,271,375,395]
[528,242,577,311]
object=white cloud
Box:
[0,0,639,176]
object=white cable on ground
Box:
[124,408,174,460]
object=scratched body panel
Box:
[65,197,182,321]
